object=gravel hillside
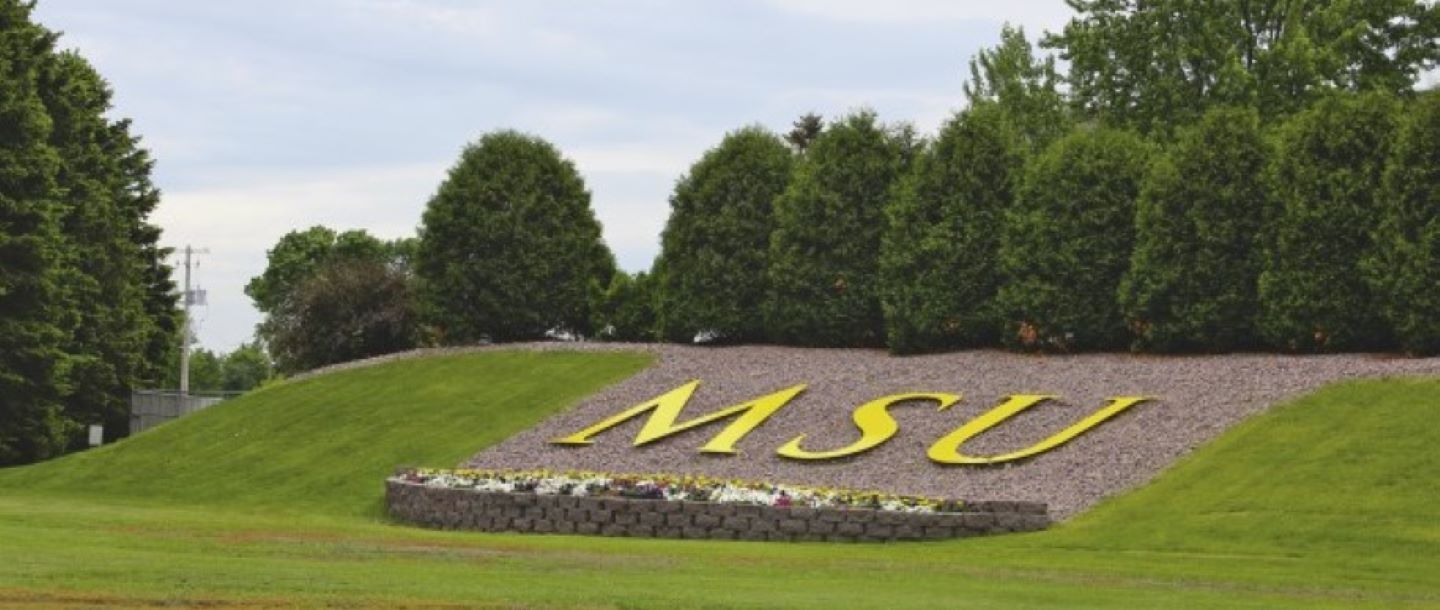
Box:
[394,344,1434,519]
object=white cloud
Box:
[153,163,445,350]
[764,0,1073,34]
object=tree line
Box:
[247,1,1440,377]
[1,1,179,465]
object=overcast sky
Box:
[40,1,1430,354]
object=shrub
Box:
[765,111,909,347]
[416,131,614,343]
[595,271,659,342]
[1363,92,1440,355]
[262,258,419,374]
[656,127,792,343]
[1258,93,1398,351]
[996,127,1151,351]
[881,103,1023,353]
[1120,106,1270,352]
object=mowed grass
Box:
[1,350,1437,609]
[0,349,655,517]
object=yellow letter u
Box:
[927,395,1152,465]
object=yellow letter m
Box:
[549,381,806,454]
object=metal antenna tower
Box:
[179,245,210,395]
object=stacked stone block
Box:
[386,479,1049,542]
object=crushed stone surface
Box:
[311,342,1440,519]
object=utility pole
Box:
[179,245,209,396]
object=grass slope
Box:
[0,349,653,517]
[1,351,1436,609]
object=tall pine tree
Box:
[0,0,70,464]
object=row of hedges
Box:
[626,91,1440,355]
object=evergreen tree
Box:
[595,270,659,342]
[416,131,614,342]
[1120,106,1270,352]
[656,126,792,343]
[0,0,70,464]
[1364,92,1440,355]
[766,111,908,347]
[39,51,157,440]
[881,103,1024,353]
[785,113,825,154]
[1259,93,1398,351]
[996,127,1151,351]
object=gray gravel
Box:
[448,344,1440,519]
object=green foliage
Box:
[784,112,824,153]
[245,226,404,315]
[765,111,909,347]
[1363,93,1440,355]
[964,24,1068,150]
[0,350,652,517]
[2,364,1439,608]
[656,127,792,343]
[261,258,419,374]
[0,0,70,465]
[220,342,273,393]
[185,348,224,393]
[1047,0,1440,134]
[416,131,614,343]
[39,51,178,442]
[595,271,659,342]
[996,127,1152,351]
[1259,93,1398,351]
[881,103,1024,353]
[1120,106,1270,352]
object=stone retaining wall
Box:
[385,479,1049,542]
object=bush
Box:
[656,127,792,343]
[416,131,615,343]
[1258,93,1398,351]
[881,103,1023,353]
[1363,92,1440,355]
[996,127,1152,351]
[594,271,659,342]
[262,258,419,374]
[1119,106,1270,352]
[765,111,909,347]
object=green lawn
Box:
[1,350,1437,609]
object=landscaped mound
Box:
[471,344,1440,518]
[0,350,652,517]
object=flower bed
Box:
[396,467,963,514]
